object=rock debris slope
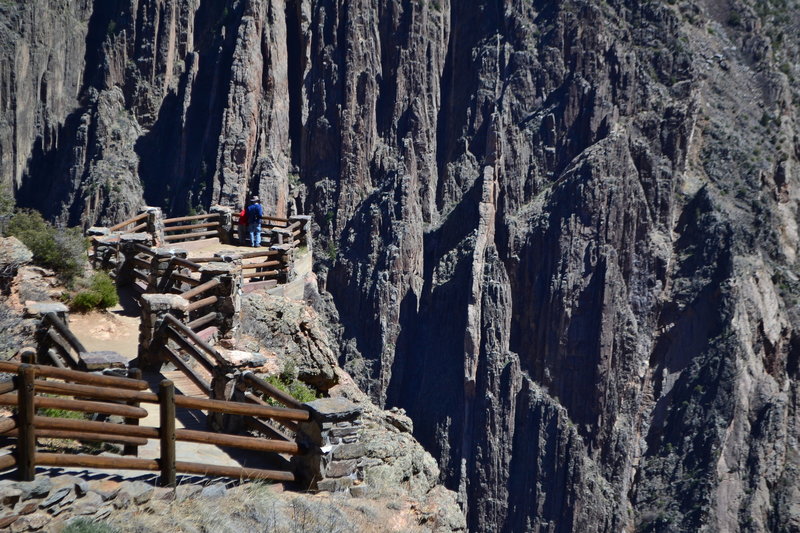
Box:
[3,0,800,531]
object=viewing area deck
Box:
[0,206,364,494]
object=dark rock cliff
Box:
[3,0,800,531]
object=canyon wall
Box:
[2,0,800,531]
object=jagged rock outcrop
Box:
[4,0,800,531]
[242,292,338,390]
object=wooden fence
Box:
[233,214,307,249]
[0,360,308,485]
[36,312,87,370]
[107,212,148,234]
[163,213,221,243]
[151,312,301,443]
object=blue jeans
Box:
[248,222,261,247]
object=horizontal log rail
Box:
[180,278,221,300]
[164,221,220,233]
[34,380,159,404]
[132,257,151,270]
[164,230,218,242]
[0,381,15,395]
[35,378,309,420]
[34,416,299,453]
[287,221,302,231]
[34,416,158,439]
[0,417,17,434]
[241,260,281,270]
[0,394,148,418]
[244,416,293,443]
[172,257,202,271]
[130,223,147,232]
[175,428,299,454]
[133,243,157,256]
[233,214,291,225]
[6,429,148,447]
[243,270,279,279]
[174,395,310,422]
[186,312,216,331]
[186,256,217,263]
[241,392,300,435]
[37,453,159,471]
[163,315,229,367]
[0,454,16,470]
[241,249,280,259]
[163,344,212,394]
[108,212,148,232]
[242,371,304,410]
[262,215,291,224]
[170,272,200,287]
[175,461,295,482]
[163,213,220,224]
[0,361,148,390]
[165,327,216,373]
[185,295,218,313]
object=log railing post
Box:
[124,368,143,456]
[159,380,176,487]
[16,365,36,481]
[19,347,36,365]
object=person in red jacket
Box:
[237,206,247,245]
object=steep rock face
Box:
[0,0,93,214]
[3,0,800,532]
[2,0,290,224]
[310,1,800,532]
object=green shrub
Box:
[69,290,102,312]
[69,272,118,312]
[264,374,317,404]
[5,209,88,282]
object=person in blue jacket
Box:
[246,196,263,247]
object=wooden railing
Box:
[163,213,221,243]
[240,248,288,283]
[233,214,307,249]
[108,212,148,233]
[0,360,306,485]
[37,313,87,370]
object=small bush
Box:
[69,272,118,312]
[70,290,102,312]
[264,374,317,404]
[5,209,88,282]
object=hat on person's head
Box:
[251,196,259,202]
